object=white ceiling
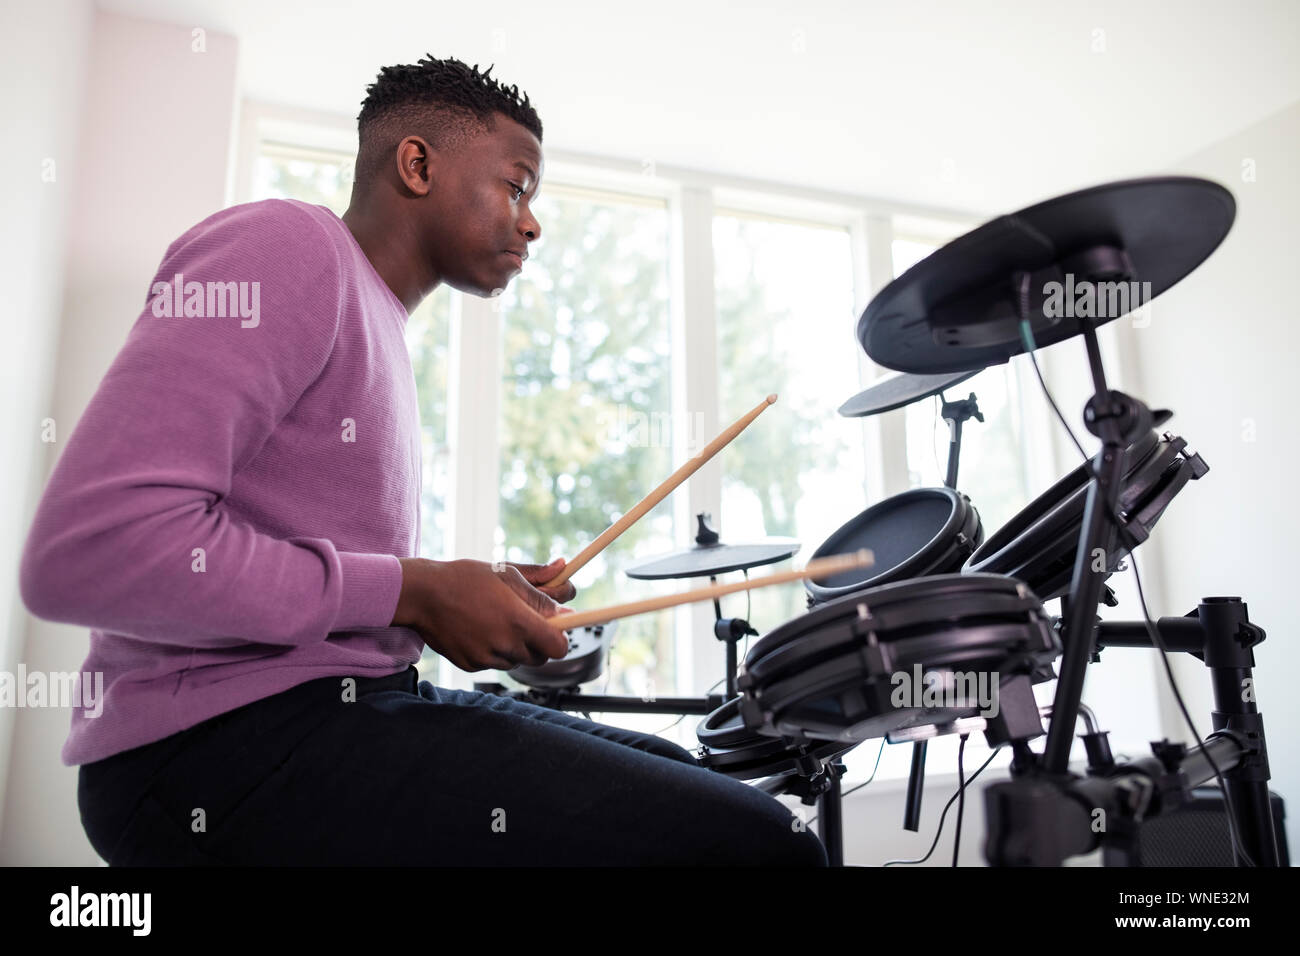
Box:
[100,0,1300,217]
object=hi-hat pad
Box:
[625,514,799,580]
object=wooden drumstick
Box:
[542,394,779,589]
[549,549,873,631]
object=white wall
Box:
[1126,100,1300,865]
[0,9,239,865]
[0,0,95,858]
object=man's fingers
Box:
[515,605,571,660]
[503,569,565,616]
[488,646,547,669]
[496,563,572,659]
[503,558,577,603]
[486,652,518,671]
[536,581,578,603]
[512,557,565,584]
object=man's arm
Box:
[19,201,401,646]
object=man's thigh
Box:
[191,684,826,866]
[416,682,702,767]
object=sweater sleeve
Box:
[19,200,403,648]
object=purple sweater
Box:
[20,198,424,766]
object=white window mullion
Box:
[672,185,723,697]
[448,291,503,561]
[443,290,503,688]
[858,213,910,499]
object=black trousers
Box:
[77,666,828,866]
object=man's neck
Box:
[341,199,438,314]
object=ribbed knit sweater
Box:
[20,198,424,766]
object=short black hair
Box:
[354,55,543,189]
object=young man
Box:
[20,56,826,866]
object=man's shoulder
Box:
[200,196,330,228]
[148,199,347,325]
[164,198,339,262]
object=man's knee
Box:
[778,816,830,866]
[729,802,828,866]
[639,736,700,766]
[674,781,829,866]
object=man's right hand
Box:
[390,558,573,671]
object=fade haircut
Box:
[354,55,543,189]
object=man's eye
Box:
[507,182,525,200]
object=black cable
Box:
[647,712,686,736]
[743,569,752,660]
[804,738,886,828]
[952,733,969,866]
[1016,288,1090,471]
[931,393,943,480]
[651,673,728,738]
[883,747,1003,866]
[1128,553,1256,866]
[1021,337,1090,465]
[841,738,887,798]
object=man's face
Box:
[424,116,543,298]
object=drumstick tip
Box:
[766,393,778,404]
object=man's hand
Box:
[507,557,578,604]
[391,558,576,672]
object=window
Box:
[714,212,865,631]
[825,236,1050,786]
[495,185,677,704]
[893,238,1036,536]
[253,143,353,216]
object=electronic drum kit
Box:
[475,176,1282,868]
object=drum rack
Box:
[839,177,1284,866]
[985,595,1278,865]
[979,290,1281,865]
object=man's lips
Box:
[503,251,525,269]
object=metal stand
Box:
[940,391,984,490]
[1089,600,1280,865]
[472,683,726,716]
[819,764,845,867]
[771,757,847,866]
[982,296,1280,865]
[1042,321,1151,773]
[902,389,983,832]
[711,574,757,700]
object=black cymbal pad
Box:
[859,177,1235,373]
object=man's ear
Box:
[394,136,434,197]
